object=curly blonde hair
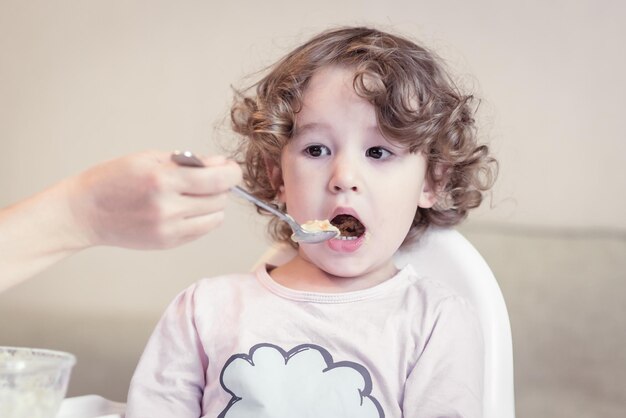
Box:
[231,26,497,246]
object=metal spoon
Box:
[171,150,340,244]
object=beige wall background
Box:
[1,0,625,416]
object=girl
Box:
[127,26,496,418]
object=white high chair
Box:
[255,226,516,418]
[399,227,515,418]
[59,227,514,418]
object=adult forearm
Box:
[0,150,242,293]
[0,178,89,292]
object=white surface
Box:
[395,228,515,418]
[57,395,125,418]
[257,227,516,418]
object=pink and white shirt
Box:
[126,264,483,418]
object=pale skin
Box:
[0,150,242,292]
[269,66,437,292]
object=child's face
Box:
[275,65,436,282]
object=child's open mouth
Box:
[330,214,366,240]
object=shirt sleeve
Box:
[126,283,208,418]
[402,295,484,418]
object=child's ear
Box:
[264,156,285,202]
[418,177,438,209]
[418,161,444,209]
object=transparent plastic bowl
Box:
[0,346,76,418]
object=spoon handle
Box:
[230,186,295,225]
[171,150,296,227]
[171,150,204,167]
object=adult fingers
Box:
[174,193,231,220]
[173,211,227,246]
[174,159,242,196]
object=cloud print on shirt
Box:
[218,343,384,418]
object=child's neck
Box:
[268,254,399,293]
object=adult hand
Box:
[0,150,242,292]
[67,150,242,249]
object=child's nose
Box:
[328,158,361,193]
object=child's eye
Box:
[366,147,392,160]
[304,144,331,157]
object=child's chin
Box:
[318,261,378,281]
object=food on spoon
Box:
[300,219,340,235]
[330,215,366,239]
